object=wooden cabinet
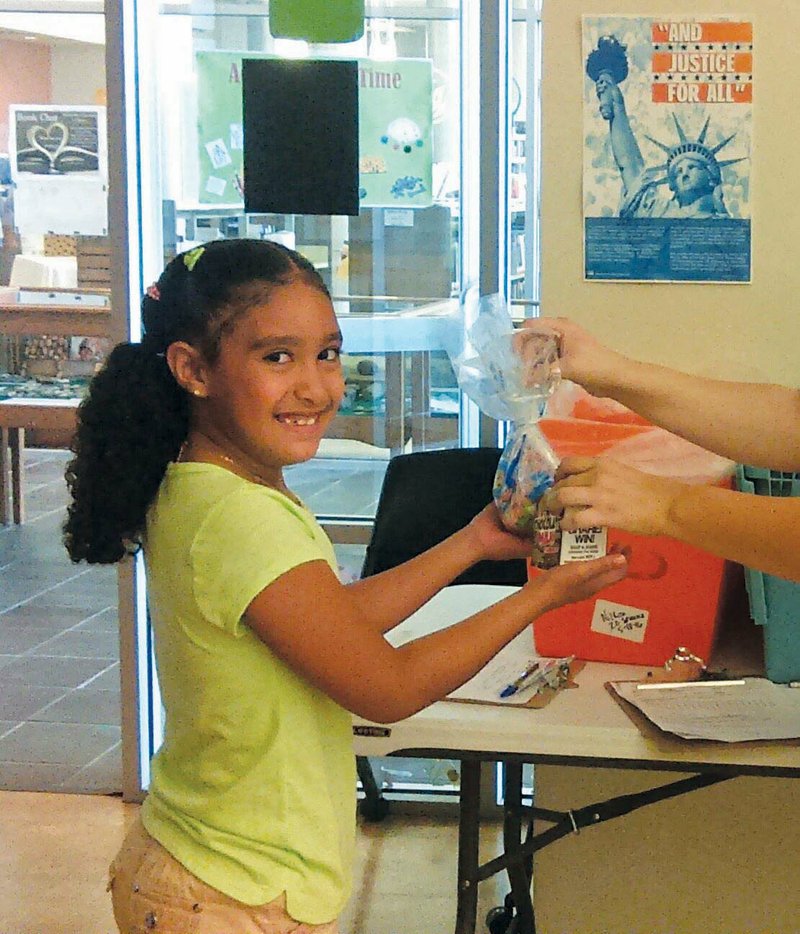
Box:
[0,301,111,338]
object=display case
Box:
[0,285,111,523]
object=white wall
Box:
[50,42,106,105]
[537,3,800,930]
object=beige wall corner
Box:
[538,6,800,928]
[541,0,799,385]
[533,766,800,934]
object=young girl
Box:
[64,239,626,933]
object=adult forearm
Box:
[665,485,800,581]
[599,358,800,470]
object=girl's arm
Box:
[534,317,800,471]
[345,504,533,634]
[244,552,626,724]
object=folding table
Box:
[351,585,800,934]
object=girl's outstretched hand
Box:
[531,551,628,612]
[550,456,685,538]
[466,503,536,562]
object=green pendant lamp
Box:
[269,0,365,44]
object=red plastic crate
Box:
[528,409,730,665]
[529,528,726,665]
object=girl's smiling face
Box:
[196,279,344,486]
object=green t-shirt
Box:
[140,463,356,924]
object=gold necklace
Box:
[183,432,301,505]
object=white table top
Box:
[0,396,82,407]
[352,586,800,777]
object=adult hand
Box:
[520,317,626,398]
[550,456,686,538]
[466,503,534,562]
[530,550,628,612]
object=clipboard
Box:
[447,655,585,710]
[605,677,800,742]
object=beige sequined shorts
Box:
[108,816,340,934]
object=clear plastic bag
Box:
[451,291,563,559]
[452,292,561,424]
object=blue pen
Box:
[499,661,541,698]
[499,657,574,698]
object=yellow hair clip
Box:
[183,246,205,272]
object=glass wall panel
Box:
[0,6,109,451]
[510,0,541,320]
[128,1,468,526]
[114,0,539,803]
[0,4,123,798]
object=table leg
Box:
[454,759,480,934]
[0,426,9,525]
[10,427,24,524]
[503,762,535,933]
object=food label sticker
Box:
[560,526,607,563]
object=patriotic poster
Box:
[583,17,752,282]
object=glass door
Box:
[133,1,471,531]
[109,0,536,800]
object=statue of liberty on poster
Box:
[582,16,752,282]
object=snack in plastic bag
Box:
[449,291,564,566]
[493,424,558,529]
[493,424,564,568]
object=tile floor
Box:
[0,448,388,795]
[0,450,122,794]
[0,790,509,934]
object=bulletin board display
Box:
[196,52,433,210]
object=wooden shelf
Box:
[0,303,111,338]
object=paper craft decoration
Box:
[242,58,359,216]
[269,0,364,43]
[358,58,433,208]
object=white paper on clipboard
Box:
[384,585,560,707]
[446,631,551,707]
[609,678,800,742]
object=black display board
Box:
[242,58,359,217]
